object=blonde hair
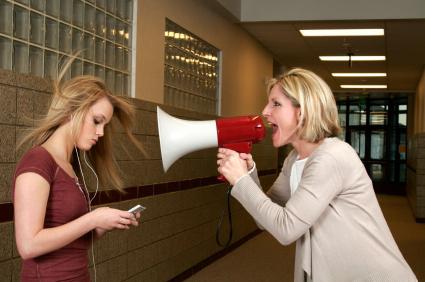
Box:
[267,68,341,142]
[20,58,142,191]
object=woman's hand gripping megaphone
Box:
[217,149,254,185]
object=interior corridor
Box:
[185,194,425,282]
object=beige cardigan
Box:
[232,138,417,282]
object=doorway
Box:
[337,97,407,194]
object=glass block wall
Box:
[0,0,134,96]
[164,19,220,115]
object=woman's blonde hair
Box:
[20,57,142,191]
[267,68,341,142]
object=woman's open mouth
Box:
[268,122,278,134]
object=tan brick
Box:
[0,125,15,162]
[15,74,51,93]
[0,222,13,261]
[126,266,157,282]
[127,218,151,250]
[33,92,51,120]
[143,242,159,270]
[0,85,16,125]
[95,227,129,263]
[16,89,34,126]
[0,69,16,87]
[134,110,157,135]
[417,159,425,170]
[127,248,144,277]
[0,164,14,203]
[15,126,33,162]
[11,258,21,282]
[12,226,19,258]
[0,260,12,282]
[155,259,177,282]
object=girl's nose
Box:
[96,126,104,137]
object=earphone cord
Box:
[215,184,233,248]
[75,147,98,282]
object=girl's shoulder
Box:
[18,146,55,165]
[15,146,58,182]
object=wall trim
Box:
[0,169,277,223]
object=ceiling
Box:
[239,19,425,99]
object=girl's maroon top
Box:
[13,146,91,282]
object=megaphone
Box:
[157,106,266,179]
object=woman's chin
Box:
[272,136,282,148]
[272,136,289,148]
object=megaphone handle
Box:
[217,141,253,182]
[221,141,252,154]
[217,174,227,182]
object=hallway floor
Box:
[185,195,425,282]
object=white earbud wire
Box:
[75,146,98,282]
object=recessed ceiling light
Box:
[320,56,386,61]
[340,85,387,89]
[332,73,387,77]
[300,29,384,36]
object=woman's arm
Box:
[265,152,295,206]
[14,172,138,259]
[218,148,292,205]
[218,148,293,230]
[227,152,343,245]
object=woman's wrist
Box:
[248,162,256,174]
[234,173,249,186]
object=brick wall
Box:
[0,70,277,281]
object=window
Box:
[349,104,366,126]
[351,130,365,159]
[369,104,388,125]
[337,104,346,141]
[164,19,220,114]
[0,0,135,96]
[370,130,385,159]
[338,96,408,193]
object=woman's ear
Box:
[296,107,301,119]
[296,108,304,127]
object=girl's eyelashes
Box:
[272,101,281,107]
[93,117,103,125]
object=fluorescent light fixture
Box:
[340,85,387,89]
[332,73,387,77]
[320,56,386,61]
[300,29,384,36]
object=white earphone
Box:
[74,145,99,282]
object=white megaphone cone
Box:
[157,106,218,172]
